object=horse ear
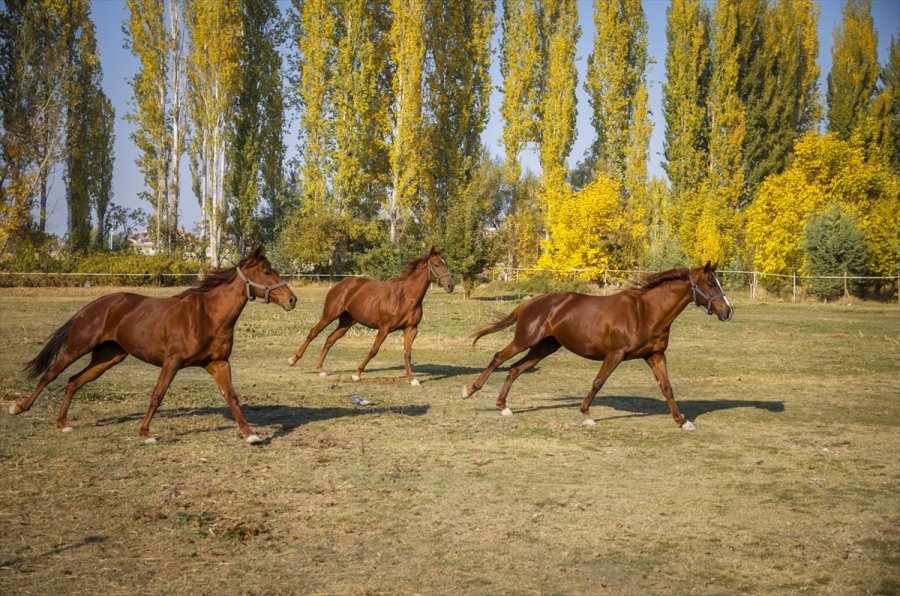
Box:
[430,245,441,256]
[251,245,263,260]
[711,261,719,271]
[703,260,712,272]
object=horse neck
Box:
[397,264,432,305]
[642,278,694,327]
[201,274,249,330]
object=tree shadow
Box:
[528,394,785,422]
[0,535,107,569]
[94,403,430,443]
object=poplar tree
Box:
[827,0,879,141]
[424,0,494,240]
[537,0,579,195]
[388,0,426,245]
[332,0,391,223]
[63,0,104,254]
[186,0,241,267]
[662,0,711,198]
[585,0,647,182]
[228,0,285,253]
[91,93,115,251]
[499,0,541,182]
[743,0,820,194]
[866,37,899,170]
[0,0,69,248]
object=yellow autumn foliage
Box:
[537,176,645,277]
[746,132,899,276]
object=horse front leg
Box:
[402,326,419,385]
[138,358,182,443]
[580,352,624,426]
[352,327,390,382]
[645,352,693,431]
[206,360,261,444]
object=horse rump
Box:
[25,319,74,379]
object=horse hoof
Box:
[351,374,361,382]
[60,426,74,433]
[500,407,513,417]
[681,420,696,432]
[410,378,421,386]
[582,418,596,427]
[143,436,158,444]
[288,356,297,366]
[318,371,328,377]
[245,434,263,445]
[461,386,471,399]
[8,403,21,415]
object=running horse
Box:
[9,246,296,444]
[289,246,454,385]
[462,262,733,430]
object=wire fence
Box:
[1,268,898,303]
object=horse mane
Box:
[394,254,429,281]
[627,267,690,294]
[175,253,257,297]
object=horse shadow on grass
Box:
[0,535,107,569]
[528,394,784,423]
[94,402,430,444]
[336,363,485,382]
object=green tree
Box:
[91,93,115,251]
[864,37,899,170]
[423,0,494,242]
[662,0,711,199]
[803,204,869,300]
[827,0,879,141]
[227,0,285,254]
[0,0,69,251]
[742,0,821,194]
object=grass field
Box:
[0,283,898,594]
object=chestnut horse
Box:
[9,246,296,444]
[462,262,733,430]
[289,246,454,384]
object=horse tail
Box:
[25,319,74,379]
[471,307,521,345]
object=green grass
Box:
[0,284,898,594]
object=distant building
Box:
[128,232,155,255]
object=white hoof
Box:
[318,371,328,377]
[8,403,21,415]
[410,378,421,386]
[681,420,696,432]
[143,437,158,444]
[351,374,361,382]
[582,418,596,427]
[500,407,513,417]
[61,426,74,433]
[461,386,471,399]
[245,434,263,445]
[288,356,297,366]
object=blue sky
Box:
[41,0,899,235]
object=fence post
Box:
[751,271,757,301]
[792,271,797,302]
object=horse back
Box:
[326,276,422,329]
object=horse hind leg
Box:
[55,343,127,431]
[315,313,355,376]
[493,338,561,416]
[10,341,93,417]
[352,326,390,381]
[289,312,340,367]
[462,340,530,399]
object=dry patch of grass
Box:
[0,284,898,594]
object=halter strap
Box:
[689,275,728,315]
[427,261,453,285]
[236,266,288,303]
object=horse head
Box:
[689,261,733,321]
[427,246,455,293]
[237,245,297,310]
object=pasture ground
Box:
[0,284,897,595]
